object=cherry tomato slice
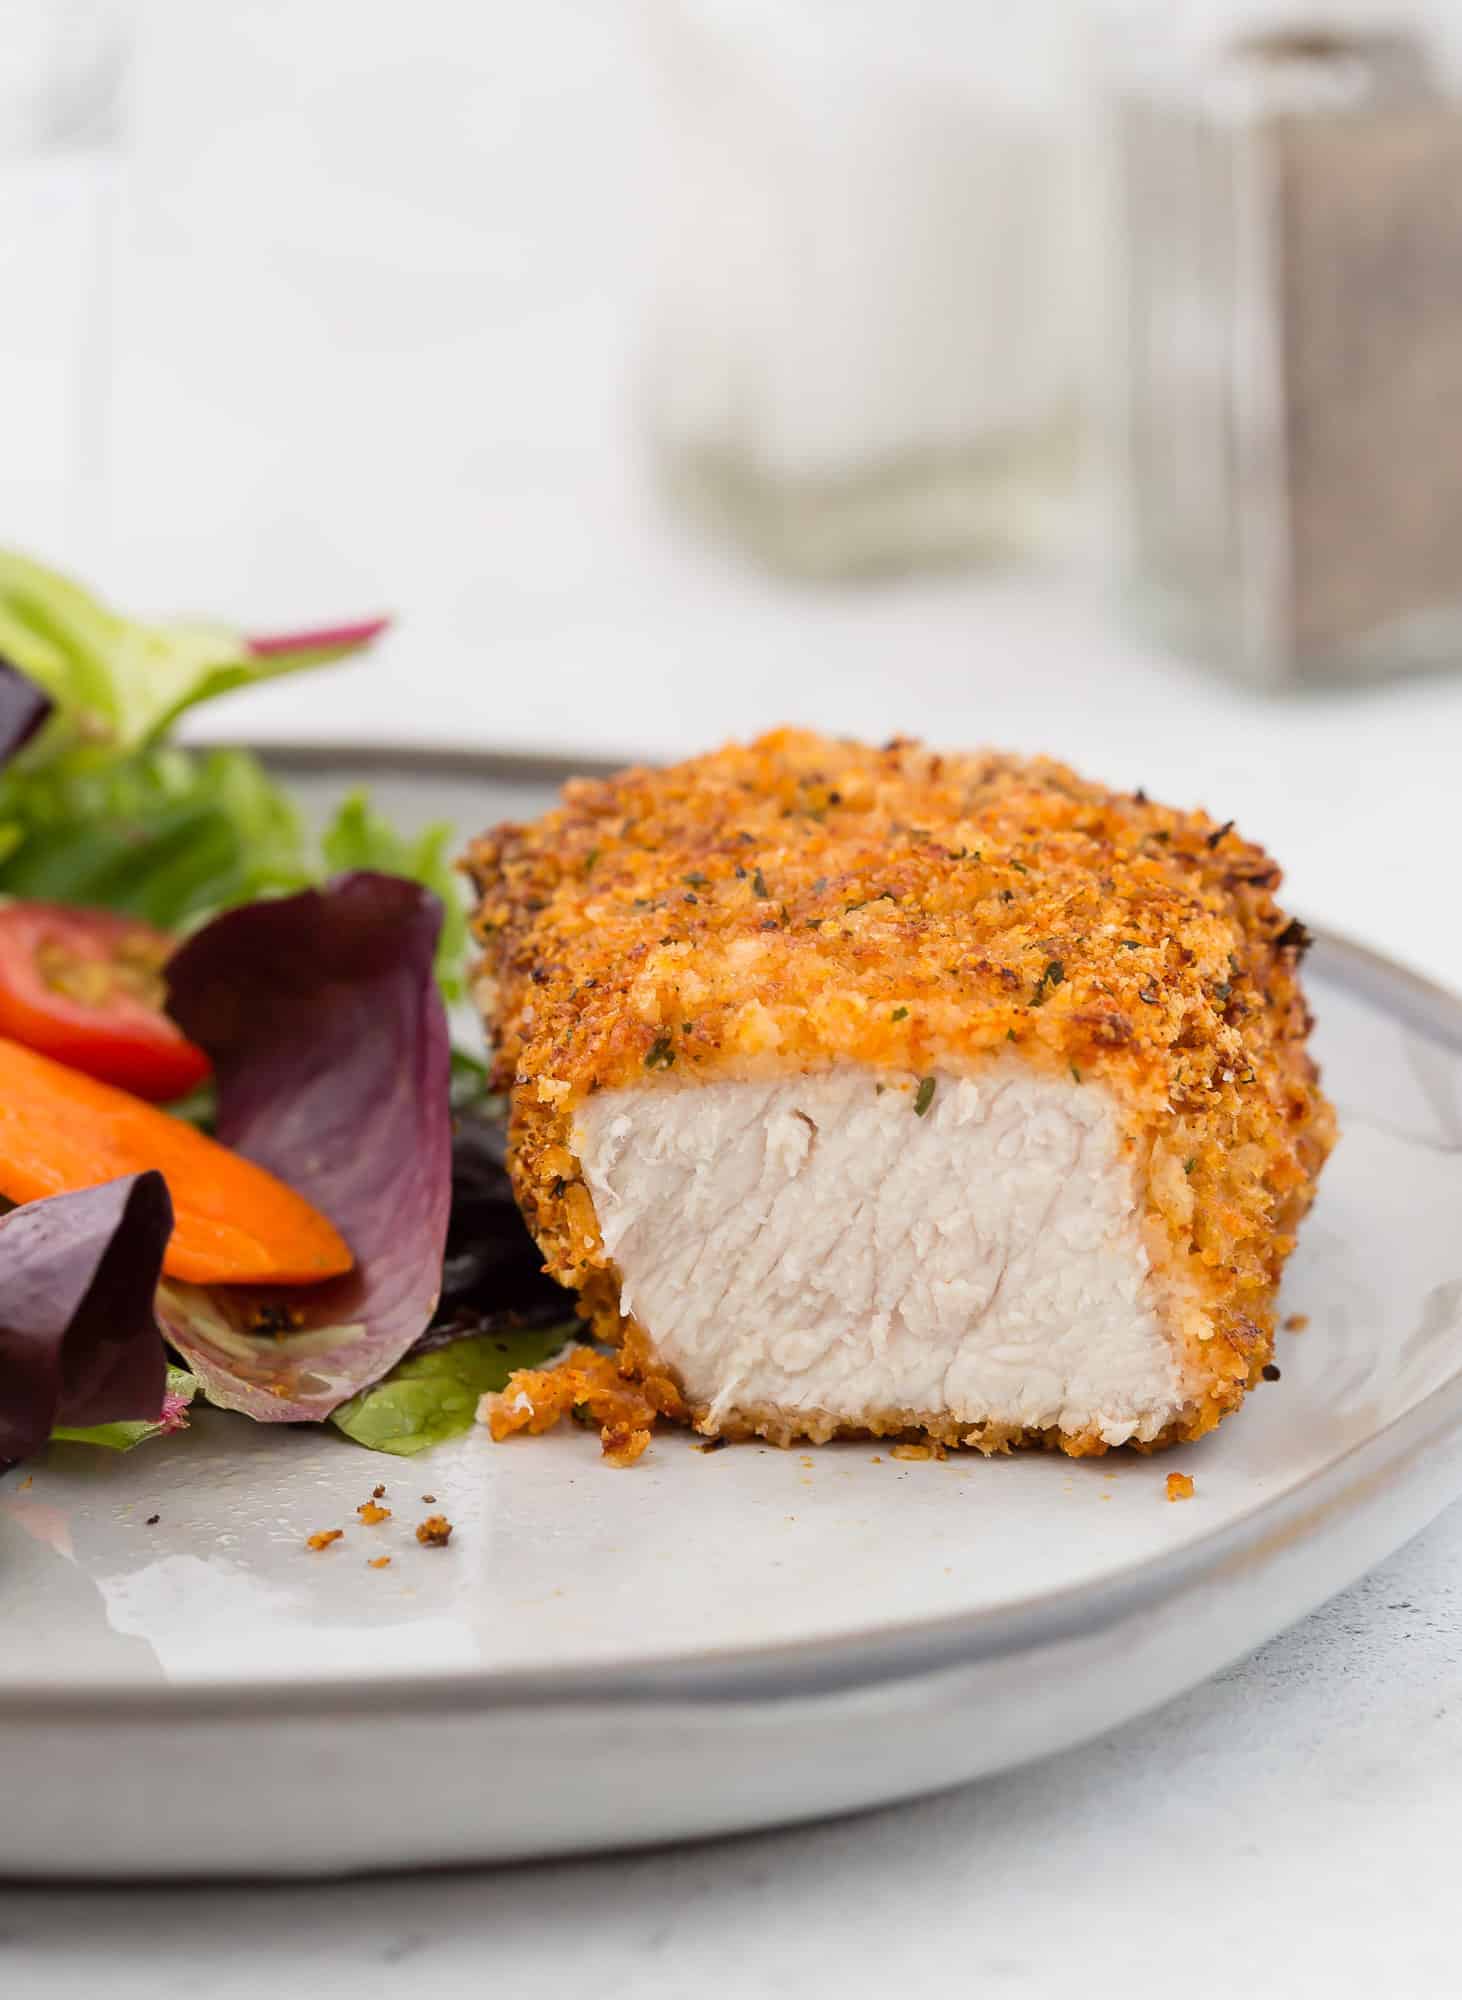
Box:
[0,901,211,1103]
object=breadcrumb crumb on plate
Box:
[481,1344,682,1463]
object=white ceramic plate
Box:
[4,751,1462,1881]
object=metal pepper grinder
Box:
[1106,21,1462,686]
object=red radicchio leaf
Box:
[158,872,452,1421]
[0,1173,173,1468]
[0,654,52,764]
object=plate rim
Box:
[6,744,1461,1724]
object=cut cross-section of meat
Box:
[577,1066,1191,1449]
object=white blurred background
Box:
[2,0,1461,982]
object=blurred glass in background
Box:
[643,0,1083,578]
[642,0,1462,693]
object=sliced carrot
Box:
[0,1037,353,1286]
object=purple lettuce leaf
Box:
[0,654,52,764]
[0,1173,173,1467]
[158,871,452,1421]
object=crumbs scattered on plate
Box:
[1165,1473,1196,1503]
[367,1556,392,1570]
[306,1493,453,1555]
[1284,1313,1310,1333]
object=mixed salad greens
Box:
[0,551,574,1471]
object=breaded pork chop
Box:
[466,730,1334,1456]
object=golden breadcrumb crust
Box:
[481,1346,674,1467]
[465,729,1335,1457]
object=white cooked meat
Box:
[575,1063,1188,1448]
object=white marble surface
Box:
[0,0,1458,1982]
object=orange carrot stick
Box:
[0,1037,353,1286]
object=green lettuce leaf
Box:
[51,1366,199,1453]
[0,548,473,996]
[330,1325,574,1457]
[0,745,312,928]
[321,791,468,999]
[0,547,380,761]
[449,1045,499,1114]
[0,549,371,930]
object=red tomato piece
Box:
[0,901,211,1103]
